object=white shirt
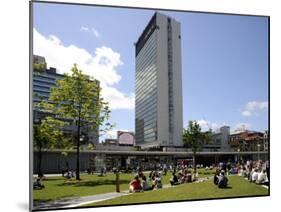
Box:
[257,172,267,183]
[252,171,259,182]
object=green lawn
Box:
[34,173,131,202]
[34,172,171,202]
[83,176,268,207]
[33,169,214,202]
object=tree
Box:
[41,64,112,180]
[86,143,94,150]
[33,62,47,72]
[33,117,64,177]
[182,121,211,177]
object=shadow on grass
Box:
[43,178,64,181]
[58,179,131,187]
[219,186,233,189]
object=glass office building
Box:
[135,12,183,148]
[33,68,64,103]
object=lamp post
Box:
[237,148,240,162]
[257,143,261,160]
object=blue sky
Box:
[33,2,268,139]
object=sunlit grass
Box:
[83,176,268,207]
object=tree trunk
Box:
[76,117,81,180]
[38,145,43,177]
[116,171,120,192]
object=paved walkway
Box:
[33,191,131,210]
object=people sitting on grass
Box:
[33,178,45,190]
[256,169,268,185]
[181,169,188,183]
[149,170,153,179]
[239,166,247,178]
[98,166,107,177]
[186,170,192,183]
[214,169,220,185]
[86,167,94,175]
[217,170,228,188]
[151,174,156,190]
[154,174,163,190]
[129,175,143,193]
[62,167,69,177]
[65,170,75,179]
[141,175,150,190]
[229,166,239,175]
[170,172,180,186]
[251,168,259,183]
[178,171,185,184]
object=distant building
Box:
[33,67,64,104]
[203,126,230,151]
[33,55,46,65]
[229,130,265,151]
[104,138,118,145]
[117,131,135,146]
[135,12,183,149]
[32,55,99,145]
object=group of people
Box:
[212,159,269,188]
[240,160,269,186]
[33,177,45,190]
[128,169,163,193]
[214,169,229,188]
[170,169,193,186]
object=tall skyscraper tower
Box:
[135,12,183,148]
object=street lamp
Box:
[257,143,261,160]
[237,148,240,162]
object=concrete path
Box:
[33,192,131,210]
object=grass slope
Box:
[34,172,173,202]
[84,176,268,207]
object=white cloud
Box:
[234,123,251,131]
[80,26,89,32]
[197,120,211,129]
[102,85,135,110]
[241,101,268,117]
[33,28,134,110]
[242,110,252,117]
[80,26,100,38]
[91,28,100,38]
[195,120,226,131]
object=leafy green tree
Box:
[41,64,112,180]
[86,143,94,150]
[182,121,211,176]
[33,62,47,72]
[33,117,64,177]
